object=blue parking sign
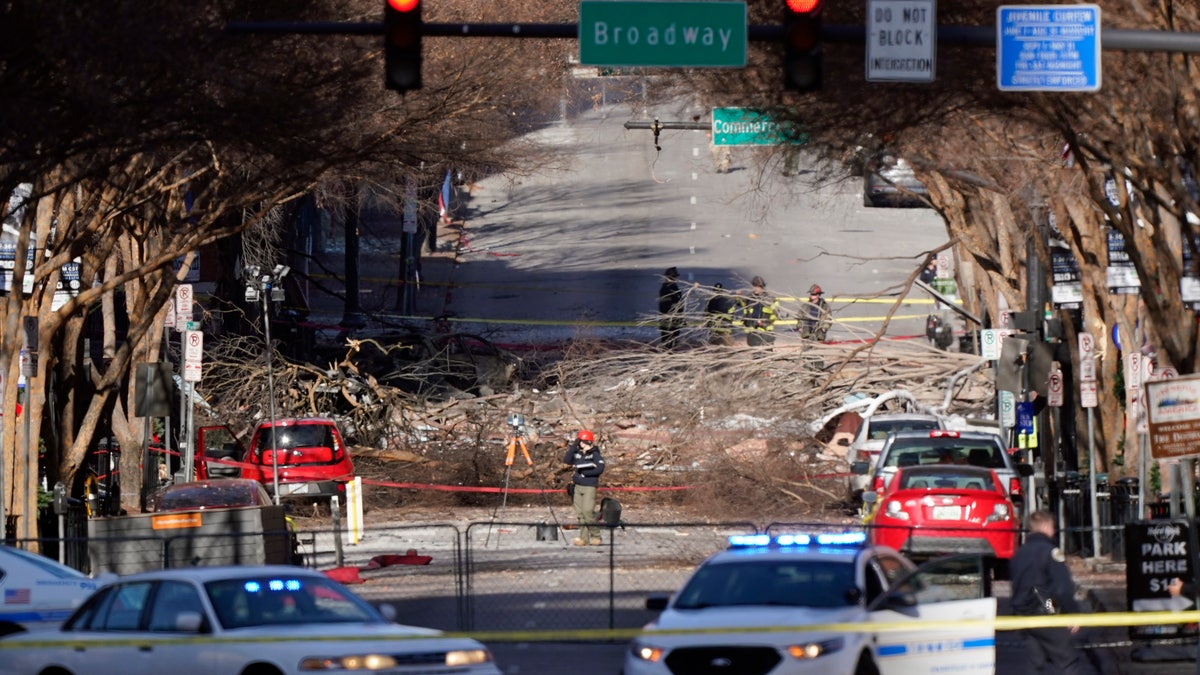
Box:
[1016,402,1036,434]
[997,5,1101,92]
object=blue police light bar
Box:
[728,532,867,548]
[729,534,772,547]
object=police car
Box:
[0,545,111,633]
[623,532,996,675]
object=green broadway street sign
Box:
[712,107,805,146]
[579,1,747,67]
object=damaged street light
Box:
[245,264,290,504]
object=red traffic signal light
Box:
[785,0,822,92]
[384,0,422,92]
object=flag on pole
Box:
[437,169,453,225]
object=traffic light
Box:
[384,0,422,92]
[784,0,822,92]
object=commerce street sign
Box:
[579,1,747,67]
[711,108,804,147]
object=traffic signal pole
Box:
[227,20,1200,54]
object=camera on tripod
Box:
[506,413,525,431]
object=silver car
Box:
[845,413,945,503]
[0,565,500,675]
[863,155,929,207]
[854,430,1034,510]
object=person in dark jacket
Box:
[657,267,685,349]
[1010,510,1094,674]
[919,259,938,285]
[563,430,606,546]
[704,282,737,345]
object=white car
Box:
[0,565,500,675]
[854,429,1034,507]
[0,545,111,633]
[623,532,996,675]
[844,413,944,503]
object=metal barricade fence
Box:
[462,520,757,632]
[314,523,465,630]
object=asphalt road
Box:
[392,102,949,346]
[307,103,1182,673]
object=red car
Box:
[198,417,354,497]
[865,464,1018,565]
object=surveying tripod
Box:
[486,413,567,547]
[498,429,532,512]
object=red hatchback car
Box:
[865,464,1019,567]
[198,417,355,498]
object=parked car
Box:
[198,417,355,498]
[0,565,501,674]
[0,546,113,635]
[853,430,1034,509]
[864,465,1019,572]
[624,531,996,675]
[153,478,274,512]
[863,154,929,207]
[844,413,945,503]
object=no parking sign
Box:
[1047,366,1064,407]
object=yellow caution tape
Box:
[5,610,1197,649]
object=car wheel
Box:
[854,652,881,675]
[240,664,284,675]
[863,190,875,208]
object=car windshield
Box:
[899,470,996,491]
[672,560,857,609]
[254,424,334,452]
[886,442,1003,469]
[206,575,383,629]
[867,418,939,440]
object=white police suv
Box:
[0,545,111,634]
[623,532,995,675]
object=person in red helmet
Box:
[563,429,606,546]
[799,283,831,341]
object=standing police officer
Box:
[1010,510,1094,674]
[657,267,685,349]
[563,430,606,546]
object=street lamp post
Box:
[246,264,290,505]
